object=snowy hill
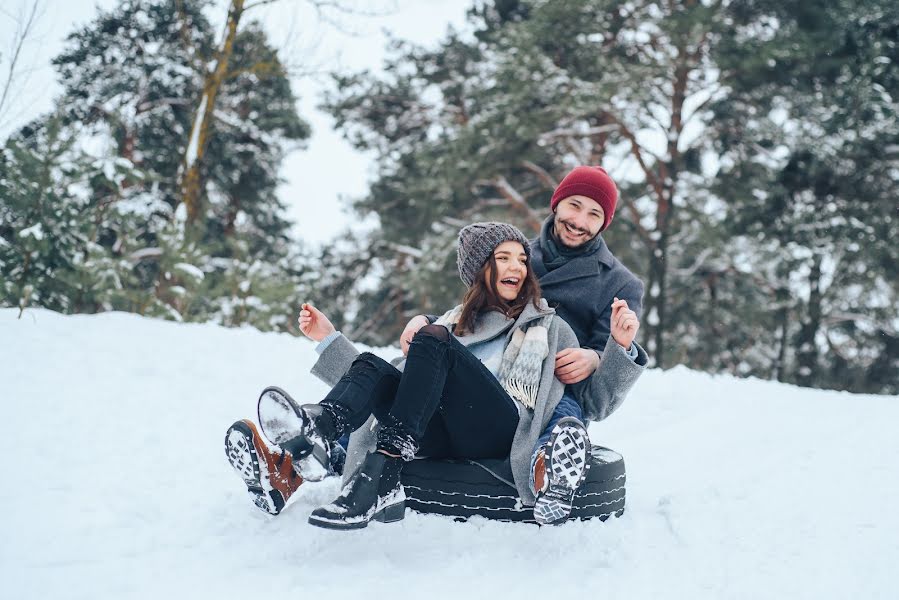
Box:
[1,308,896,599]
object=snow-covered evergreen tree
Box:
[711,0,899,393]
[2,0,314,330]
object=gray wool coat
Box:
[530,231,645,358]
[309,299,647,506]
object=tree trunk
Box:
[705,273,720,370]
[774,293,790,382]
[652,41,690,370]
[794,255,823,387]
[653,226,670,368]
[179,0,245,222]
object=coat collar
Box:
[530,234,616,287]
[449,299,555,347]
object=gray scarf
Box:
[539,214,605,271]
[435,306,553,409]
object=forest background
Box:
[1,0,896,394]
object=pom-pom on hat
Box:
[550,166,618,231]
[457,222,530,287]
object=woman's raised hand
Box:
[399,315,429,356]
[610,297,640,349]
[298,302,336,342]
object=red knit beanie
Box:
[550,166,618,232]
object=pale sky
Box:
[0,0,472,247]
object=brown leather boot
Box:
[225,419,303,515]
[533,449,548,494]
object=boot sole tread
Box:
[534,420,592,525]
[225,421,285,515]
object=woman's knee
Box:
[413,323,451,343]
[352,352,397,375]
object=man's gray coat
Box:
[530,234,644,358]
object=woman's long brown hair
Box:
[454,250,543,336]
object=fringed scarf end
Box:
[504,379,539,409]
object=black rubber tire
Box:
[400,445,625,523]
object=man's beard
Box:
[553,217,596,249]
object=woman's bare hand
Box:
[399,315,429,356]
[298,302,336,342]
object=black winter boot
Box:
[257,386,342,482]
[307,451,406,530]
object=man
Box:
[532,164,644,384]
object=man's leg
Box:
[531,389,584,491]
[532,416,592,525]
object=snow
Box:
[173,262,205,282]
[185,93,208,167]
[1,308,897,599]
[18,223,44,240]
[128,247,163,262]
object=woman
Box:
[229,222,644,528]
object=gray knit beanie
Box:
[457,222,531,287]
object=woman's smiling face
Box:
[490,240,528,302]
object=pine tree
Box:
[49,0,213,312]
[0,115,126,313]
[711,0,899,393]
[2,0,313,329]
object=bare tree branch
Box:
[225,60,282,81]
[622,200,655,248]
[136,97,193,114]
[439,215,470,229]
[539,123,618,142]
[300,0,399,36]
[673,247,716,277]
[491,176,544,232]
[824,312,898,336]
[244,0,282,11]
[0,0,43,126]
[602,111,667,201]
[564,137,591,165]
[521,160,557,190]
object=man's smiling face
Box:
[552,195,605,248]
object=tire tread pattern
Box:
[400,445,625,523]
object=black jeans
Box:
[320,325,520,459]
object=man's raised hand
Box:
[610,297,639,349]
[298,302,336,342]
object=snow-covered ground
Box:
[1,308,896,599]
